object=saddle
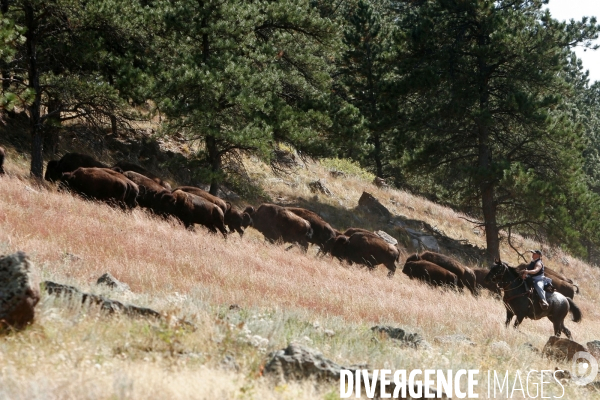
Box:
[524,277,556,296]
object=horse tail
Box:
[573,283,580,294]
[567,298,582,323]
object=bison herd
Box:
[1,151,580,300]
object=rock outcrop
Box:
[358,191,391,218]
[542,336,587,361]
[96,272,131,292]
[0,252,40,330]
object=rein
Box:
[495,265,533,303]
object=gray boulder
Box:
[371,325,428,349]
[358,192,391,218]
[0,252,40,330]
[97,272,131,292]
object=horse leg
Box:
[513,315,524,329]
[505,309,514,328]
[552,319,564,338]
[562,326,572,340]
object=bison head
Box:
[44,160,61,182]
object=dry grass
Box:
[1,152,600,399]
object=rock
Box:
[358,191,391,218]
[434,334,476,346]
[264,342,349,382]
[308,179,332,196]
[96,273,130,292]
[329,170,346,178]
[371,326,427,349]
[554,368,571,381]
[418,235,439,252]
[0,252,40,330]
[229,304,241,311]
[323,329,335,337]
[522,342,540,354]
[491,341,511,354]
[375,230,398,246]
[220,354,240,371]
[542,336,587,361]
[194,183,240,200]
[43,281,162,320]
[587,340,600,359]
[265,344,448,397]
[373,177,388,188]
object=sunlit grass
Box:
[1,149,599,399]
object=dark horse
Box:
[484,260,582,339]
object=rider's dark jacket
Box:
[527,259,545,277]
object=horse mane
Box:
[495,261,520,276]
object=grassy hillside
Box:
[1,142,600,399]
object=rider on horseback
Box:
[520,250,549,310]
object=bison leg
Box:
[386,264,396,278]
[505,309,514,328]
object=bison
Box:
[60,167,139,209]
[174,186,227,213]
[112,161,171,190]
[406,252,477,295]
[244,204,313,250]
[154,190,227,237]
[122,171,169,209]
[286,207,337,251]
[402,260,459,288]
[472,267,501,297]
[224,203,253,237]
[326,232,399,277]
[0,146,5,175]
[45,153,109,182]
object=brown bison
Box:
[325,232,399,277]
[60,167,139,208]
[286,207,337,250]
[174,186,227,212]
[515,263,578,299]
[112,161,171,190]
[154,190,227,237]
[472,267,501,297]
[406,252,477,295]
[122,171,169,209]
[45,153,109,182]
[224,203,253,237]
[0,146,5,175]
[402,260,459,288]
[341,227,378,238]
[244,204,313,250]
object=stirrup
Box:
[539,300,549,310]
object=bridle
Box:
[491,262,531,303]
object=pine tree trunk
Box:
[373,132,383,178]
[206,134,220,196]
[108,74,118,135]
[25,4,43,178]
[0,0,12,119]
[45,97,61,156]
[478,122,500,260]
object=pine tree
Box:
[394,0,600,259]
[151,0,339,194]
[2,0,153,177]
[336,0,398,178]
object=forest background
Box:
[2,0,600,263]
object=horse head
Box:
[484,259,511,285]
